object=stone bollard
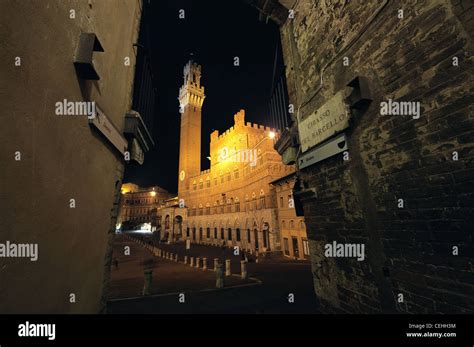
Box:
[225,259,231,276]
[214,258,219,272]
[195,257,200,268]
[184,255,188,264]
[241,260,247,280]
[143,269,153,296]
[216,263,224,289]
[174,254,178,262]
[202,257,207,270]
[190,257,194,267]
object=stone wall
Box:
[280,0,473,313]
[0,0,142,313]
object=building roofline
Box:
[269,172,296,185]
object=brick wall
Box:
[280,0,473,313]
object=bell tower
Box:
[178,60,205,194]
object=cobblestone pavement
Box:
[107,233,319,314]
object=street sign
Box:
[298,89,350,153]
[89,105,128,155]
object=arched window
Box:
[206,227,211,239]
[214,228,218,239]
[247,229,251,242]
[227,228,232,240]
[226,170,231,182]
[235,198,240,212]
[220,228,225,239]
[199,179,203,190]
[236,228,241,241]
[290,220,295,229]
[193,180,197,190]
[234,166,239,179]
[282,220,286,229]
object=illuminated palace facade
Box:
[159,61,304,256]
[118,183,172,229]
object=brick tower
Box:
[178,60,205,194]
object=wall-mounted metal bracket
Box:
[74,33,104,80]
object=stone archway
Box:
[174,215,183,241]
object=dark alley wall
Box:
[280,0,473,313]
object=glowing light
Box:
[269,131,276,139]
[150,191,157,197]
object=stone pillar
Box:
[184,255,188,264]
[216,263,224,288]
[195,257,200,268]
[241,260,247,279]
[214,258,219,271]
[202,257,207,270]
[143,269,153,296]
[190,257,194,267]
[225,259,231,276]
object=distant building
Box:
[271,173,309,260]
[158,61,304,256]
[118,184,172,230]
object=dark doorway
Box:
[254,229,259,250]
[292,237,299,258]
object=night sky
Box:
[124,0,284,193]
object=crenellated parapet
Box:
[178,61,205,110]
